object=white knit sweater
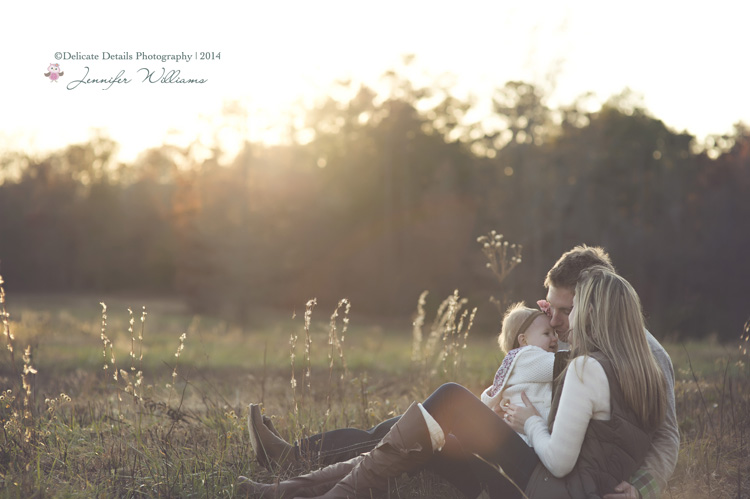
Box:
[481,345,556,445]
[522,333,679,493]
[490,332,678,494]
[524,355,610,477]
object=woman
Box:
[239,266,667,498]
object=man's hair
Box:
[544,245,615,290]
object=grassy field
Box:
[1,289,748,498]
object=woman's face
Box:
[519,315,559,352]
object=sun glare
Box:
[2,1,749,163]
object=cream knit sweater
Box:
[524,355,610,477]
[481,345,556,445]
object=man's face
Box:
[546,285,575,342]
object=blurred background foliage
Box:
[1,67,748,340]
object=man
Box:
[248,245,679,498]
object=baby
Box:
[481,301,558,445]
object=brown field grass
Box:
[0,283,748,498]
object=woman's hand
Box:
[504,392,541,434]
[492,397,511,417]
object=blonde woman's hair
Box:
[498,302,544,354]
[568,266,667,430]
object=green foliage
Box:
[1,69,749,339]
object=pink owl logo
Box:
[44,63,64,82]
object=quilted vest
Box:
[524,351,653,499]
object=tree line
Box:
[1,73,748,340]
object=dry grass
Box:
[0,276,748,498]
[667,338,750,498]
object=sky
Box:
[2,0,749,162]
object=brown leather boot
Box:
[310,402,435,498]
[236,456,361,498]
[248,404,299,470]
[263,414,283,438]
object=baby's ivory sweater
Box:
[481,345,555,445]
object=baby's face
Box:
[520,315,559,352]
